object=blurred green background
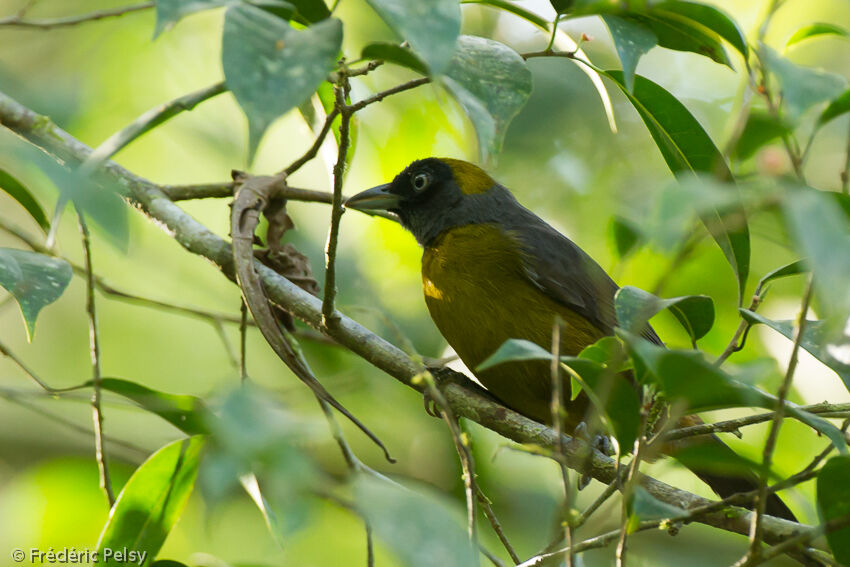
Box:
[1,0,849,565]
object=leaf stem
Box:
[0,1,153,29]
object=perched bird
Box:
[346,157,794,520]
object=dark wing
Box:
[506,212,663,346]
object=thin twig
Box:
[346,77,430,113]
[476,486,521,564]
[0,338,57,392]
[321,76,351,329]
[549,319,574,567]
[240,300,249,382]
[0,1,153,28]
[78,213,115,507]
[739,276,814,566]
[284,107,340,176]
[842,119,850,195]
[663,402,850,441]
[616,402,651,567]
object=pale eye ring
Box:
[412,172,430,191]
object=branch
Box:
[0,90,816,555]
[0,2,153,29]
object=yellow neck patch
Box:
[440,158,494,195]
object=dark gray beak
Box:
[344,183,400,211]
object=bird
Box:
[345,157,795,521]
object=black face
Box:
[345,157,499,246]
[385,158,461,212]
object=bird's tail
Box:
[663,415,796,522]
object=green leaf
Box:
[628,11,730,68]
[364,0,460,75]
[817,456,850,565]
[761,45,847,121]
[222,6,342,160]
[0,248,71,340]
[787,23,850,49]
[564,358,641,450]
[155,0,229,36]
[732,110,790,160]
[361,42,428,75]
[201,387,317,541]
[819,89,850,126]
[354,476,477,567]
[740,310,850,394]
[0,169,49,231]
[758,259,808,288]
[97,378,212,435]
[610,215,644,258]
[621,332,849,453]
[651,1,748,59]
[155,0,302,36]
[615,286,715,343]
[97,437,205,566]
[151,561,190,567]
[606,71,749,300]
[602,15,657,93]
[783,188,850,326]
[443,36,533,163]
[477,338,551,371]
[460,0,549,28]
[287,0,330,22]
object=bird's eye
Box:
[412,172,430,191]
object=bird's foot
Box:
[421,367,484,418]
[574,422,614,490]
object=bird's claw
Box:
[574,422,614,490]
[421,367,479,418]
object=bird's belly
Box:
[422,225,602,424]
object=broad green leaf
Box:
[0,169,49,231]
[97,437,206,566]
[602,15,657,93]
[817,456,850,565]
[622,332,848,452]
[783,189,850,328]
[819,89,850,126]
[361,42,428,75]
[95,378,212,435]
[443,36,533,163]
[364,0,460,75]
[732,110,790,161]
[758,259,808,288]
[0,248,71,340]
[610,215,644,258]
[629,11,731,68]
[151,561,190,567]
[477,338,551,371]
[563,358,640,450]
[787,23,850,49]
[222,6,342,159]
[355,476,477,567]
[651,1,748,59]
[740,310,850,394]
[761,45,847,120]
[579,336,631,370]
[615,286,715,343]
[155,0,301,36]
[201,387,317,541]
[460,0,549,28]
[606,71,749,300]
[550,0,573,13]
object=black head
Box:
[346,157,502,245]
